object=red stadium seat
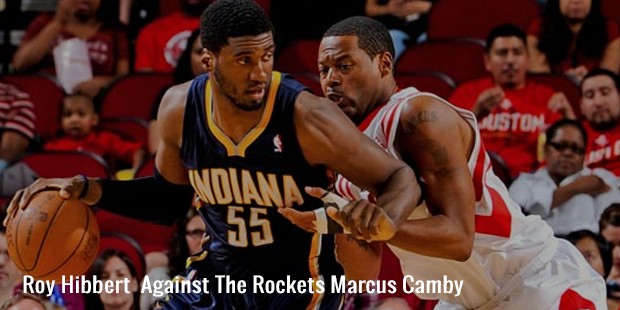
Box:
[99,117,149,145]
[395,72,456,99]
[135,156,155,178]
[97,211,175,254]
[291,72,323,95]
[20,151,111,179]
[275,39,321,74]
[602,0,620,28]
[395,39,487,85]
[1,74,64,140]
[427,0,540,40]
[99,73,173,120]
[99,232,147,278]
[528,73,582,118]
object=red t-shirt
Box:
[21,14,129,76]
[449,77,560,177]
[583,121,620,176]
[43,131,143,165]
[134,12,199,72]
[527,18,620,72]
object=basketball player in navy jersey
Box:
[281,17,606,309]
[5,1,420,309]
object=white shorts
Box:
[435,239,606,310]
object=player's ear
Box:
[378,51,393,77]
[203,49,214,71]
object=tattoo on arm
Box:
[346,235,374,252]
[403,110,455,178]
[403,111,438,134]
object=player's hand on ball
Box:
[3,176,88,227]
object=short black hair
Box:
[601,203,620,231]
[323,16,395,60]
[200,0,273,54]
[485,24,527,53]
[563,229,612,278]
[581,68,620,93]
[545,118,588,145]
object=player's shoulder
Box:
[399,90,466,131]
[159,81,192,120]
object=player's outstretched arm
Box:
[389,95,476,261]
[4,83,194,227]
[294,92,421,240]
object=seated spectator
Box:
[44,94,145,174]
[134,0,211,73]
[148,29,206,154]
[0,293,55,310]
[12,0,129,98]
[450,24,574,178]
[527,0,620,82]
[510,119,620,235]
[566,229,610,277]
[140,207,205,309]
[86,249,141,310]
[564,229,618,309]
[365,0,433,60]
[0,226,21,305]
[580,69,620,175]
[0,82,35,174]
[599,204,620,299]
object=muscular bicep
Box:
[155,83,191,185]
[295,92,410,194]
[397,96,475,231]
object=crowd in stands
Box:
[1,0,620,309]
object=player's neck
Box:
[211,93,265,144]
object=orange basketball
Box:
[6,190,100,282]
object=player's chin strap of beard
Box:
[312,191,350,235]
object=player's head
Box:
[544,119,587,183]
[200,0,274,111]
[580,68,620,130]
[319,16,396,124]
[484,24,528,89]
[90,249,140,310]
[61,94,99,139]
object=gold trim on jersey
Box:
[307,233,324,310]
[205,72,282,157]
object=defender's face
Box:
[580,75,620,127]
[209,32,274,111]
[318,36,383,124]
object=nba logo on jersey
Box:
[273,134,283,152]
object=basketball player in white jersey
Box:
[280,17,606,309]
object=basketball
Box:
[6,190,100,282]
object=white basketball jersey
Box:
[335,87,559,308]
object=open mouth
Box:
[246,88,265,99]
[326,92,343,104]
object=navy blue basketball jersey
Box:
[180,72,343,301]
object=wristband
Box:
[77,174,89,199]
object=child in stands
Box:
[44,94,145,175]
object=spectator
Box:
[86,249,140,310]
[147,29,205,154]
[450,24,574,178]
[509,119,620,235]
[0,82,35,175]
[527,0,620,82]
[365,0,433,60]
[12,0,130,98]
[133,0,212,73]
[599,204,620,299]
[0,227,21,304]
[43,94,145,174]
[0,293,56,310]
[580,69,620,175]
[140,207,205,309]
